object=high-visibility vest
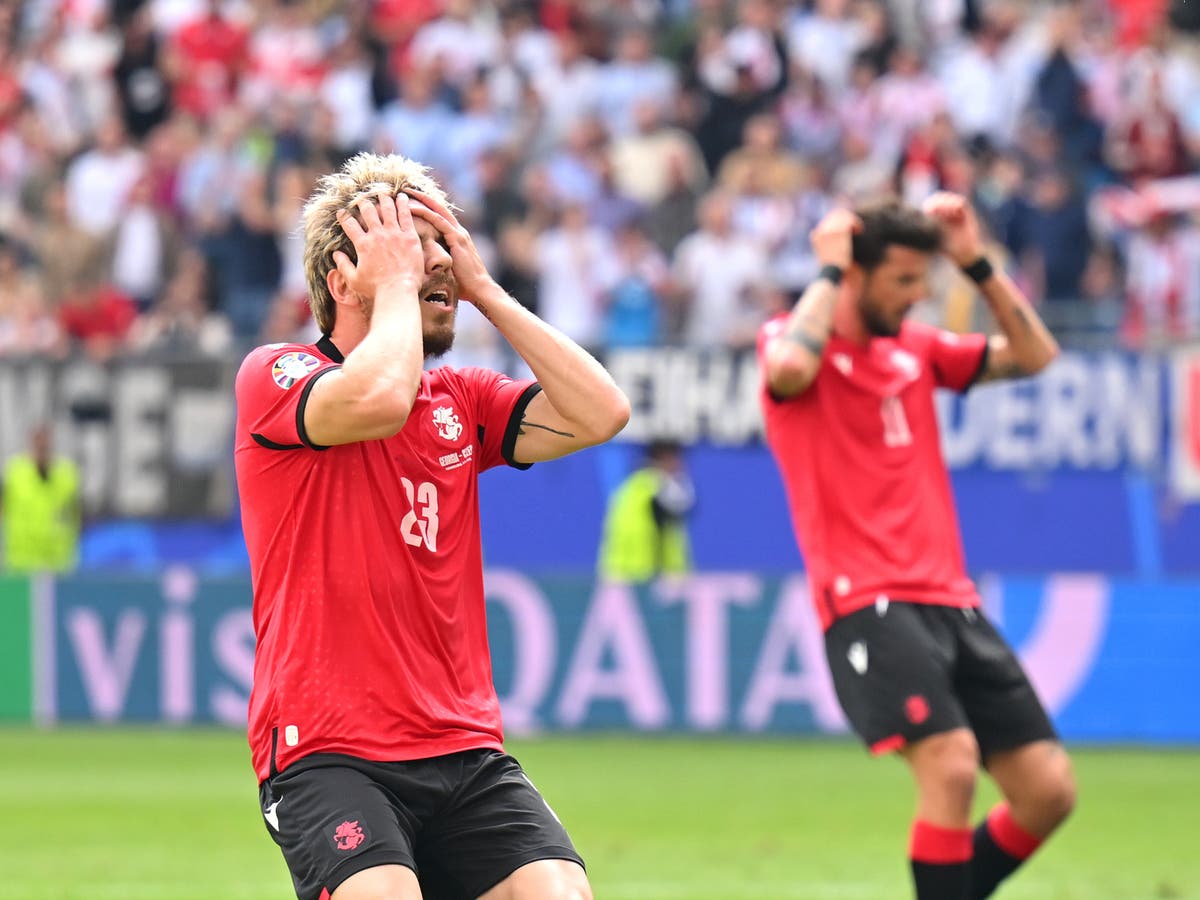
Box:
[598,468,691,582]
[2,454,81,573]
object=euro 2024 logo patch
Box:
[272,352,320,390]
[433,405,463,442]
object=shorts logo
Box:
[905,695,931,725]
[433,405,463,442]
[847,641,869,675]
[272,352,320,390]
[332,820,366,851]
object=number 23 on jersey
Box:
[399,478,439,551]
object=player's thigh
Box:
[824,602,969,754]
[334,865,423,900]
[953,612,1059,759]
[477,859,592,900]
[416,751,585,900]
[260,757,419,900]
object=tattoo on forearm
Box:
[1013,304,1033,334]
[984,359,1027,382]
[783,325,827,356]
[519,418,575,438]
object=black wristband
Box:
[962,256,995,284]
[818,264,844,286]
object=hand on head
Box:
[810,208,863,269]
[404,189,496,304]
[921,191,984,267]
[333,191,425,301]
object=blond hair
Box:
[302,153,451,335]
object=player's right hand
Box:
[810,208,862,269]
[333,192,424,300]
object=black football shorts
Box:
[824,601,1058,759]
[258,748,584,900]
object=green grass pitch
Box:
[2,728,1196,899]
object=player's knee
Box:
[1039,751,1077,827]
[919,732,980,801]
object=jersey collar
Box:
[316,335,344,363]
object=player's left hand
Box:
[922,192,984,268]
[405,189,497,305]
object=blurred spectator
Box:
[64,115,145,237]
[409,0,501,91]
[610,99,707,207]
[206,168,281,339]
[832,130,894,204]
[57,272,138,361]
[939,19,1025,149]
[0,238,63,356]
[598,440,695,584]
[113,7,171,140]
[1122,211,1200,345]
[694,0,787,171]
[1,423,81,574]
[604,219,670,348]
[240,0,325,112]
[785,0,865,93]
[1107,67,1192,181]
[535,201,619,349]
[111,173,178,309]
[1,0,1199,361]
[165,0,248,121]
[642,152,703,256]
[672,190,769,347]
[875,45,947,149]
[33,183,104,306]
[377,64,452,166]
[1025,168,1093,306]
[532,28,601,144]
[718,112,808,196]
[319,35,378,160]
[595,26,678,137]
[127,248,232,355]
[776,65,843,163]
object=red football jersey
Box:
[235,336,540,781]
[757,317,988,630]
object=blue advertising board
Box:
[67,347,1200,576]
[32,570,1200,743]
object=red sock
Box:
[969,803,1043,899]
[985,803,1042,859]
[910,819,973,899]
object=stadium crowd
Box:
[0,0,1198,364]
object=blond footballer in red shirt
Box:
[235,154,628,900]
[758,195,1074,900]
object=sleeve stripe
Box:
[251,433,304,451]
[295,366,342,451]
[501,383,543,470]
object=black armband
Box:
[818,264,844,286]
[962,256,995,284]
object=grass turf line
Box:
[1,728,1195,899]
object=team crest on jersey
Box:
[890,348,920,380]
[432,405,463,442]
[272,352,320,389]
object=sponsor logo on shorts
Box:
[332,820,366,851]
[272,352,320,390]
[905,694,931,725]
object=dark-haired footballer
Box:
[758,194,1074,900]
